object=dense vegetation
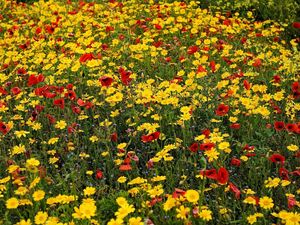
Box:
[0,0,299,224]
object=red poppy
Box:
[273,75,281,83]
[230,123,240,129]
[154,24,162,30]
[35,27,42,34]
[71,105,81,114]
[201,129,210,138]
[79,53,94,63]
[105,25,114,32]
[99,76,113,87]
[0,87,7,95]
[199,142,215,151]
[119,67,132,86]
[189,142,199,152]
[11,87,21,95]
[95,169,103,179]
[210,61,216,73]
[274,121,285,131]
[292,22,300,29]
[217,167,229,185]
[0,121,10,135]
[229,182,240,199]
[200,169,218,180]
[215,104,229,116]
[243,79,251,90]
[279,167,289,180]
[187,45,199,55]
[141,131,160,143]
[288,196,296,209]
[230,158,241,167]
[119,164,132,171]
[110,132,118,142]
[252,58,262,67]
[285,123,297,132]
[269,153,285,165]
[53,98,65,109]
[172,188,186,199]
[28,74,45,86]
[45,25,55,34]
[197,65,207,73]
[65,90,76,100]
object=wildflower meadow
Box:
[0,0,299,224]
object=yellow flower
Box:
[79,202,97,219]
[185,189,199,203]
[176,205,190,220]
[11,144,26,156]
[259,196,274,209]
[83,187,96,196]
[6,197,19,209]
[163,196,176,211]
[15,219,32,225]
[264,177,281,188]
[287,144,299,152]
[89,136,99,142]
[35,211,48,225]
[128,217,143,225]
[117,176,127,183]
[199,209,212,221]
[107,218,123,225]
[32,190,45,201]
[55,120,67,129]
[26,158,40,172]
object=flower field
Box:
[0,0,300,224]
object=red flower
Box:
[215,104,229,116]
[201,129,210,138]
[65,90,77,100]
[279,167,289,180]
[189,143,199,152]
[273,75,281,83]
[53,98,65,109]
[243,79,251,90]
[288,196,296,209]
[199,142,215,151]
[28,74,44,86]
[0,121,10,135]
[11,87,21,95]
[197,65,207,73]
[99,76,114,87]
[274,121,285,131]
[154,24,162,30]
[229,182,240,199]
[46,114,56,124]
[217,167,229,185]
[230,123,240,129]
[141,131,160,143]
[71,105,81,114]
[252,58,262,67]
[119,67,132,86]
[187,45,199,55]
[230,158,241,167]
[292,22,300,29]
[269,153,285,165]
[79,53,94,63]
[119,164,132,171]
[95,169,103,179]
[200,169,218,180]
[285,123,297,132]
[210,61,216,73]
[110,132,118,142]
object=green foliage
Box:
[199,0,300,40]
